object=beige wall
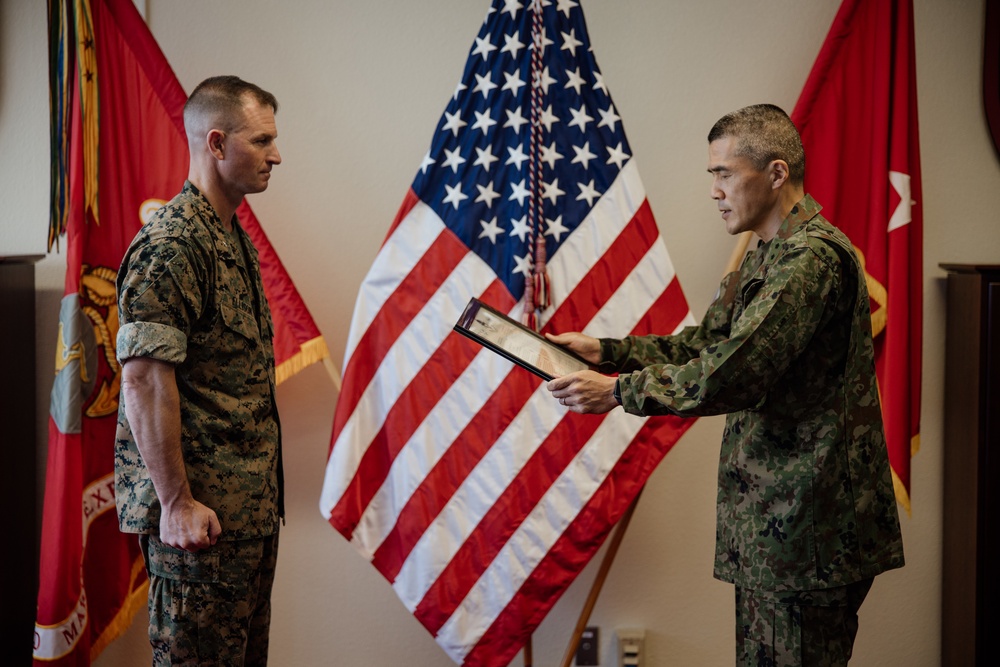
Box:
[3,0,997,664]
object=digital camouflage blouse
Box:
[115,182,282,540]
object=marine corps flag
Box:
[322,1,695,665]
[791,0,922,512]
[35,0,329,664]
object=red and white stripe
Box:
[321,159,695,667]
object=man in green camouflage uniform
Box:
[116,75,283,666]
[546,104,904,666]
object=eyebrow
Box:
[707,166,730,174]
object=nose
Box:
[710,178,722,201]
[269,143,282,166]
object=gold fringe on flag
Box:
[89,556,149,661]
[275,336,339,388]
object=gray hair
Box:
[708,104,805,184]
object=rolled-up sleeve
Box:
[116,236,202,366]
[117,321,187,365]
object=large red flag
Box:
[791,0,922,513]
[321,1,695,665]
[34,1,329,664]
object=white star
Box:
[419,151,435,174]
[509,214,530,242]
[442,183,468,209]
[479,216,503,244]
[593,71,607,94]
[453,81,467,100]
[442,110,467,137]
[475,181,501,208]
[540,141,563,169]
[888,170,914,232]
[509,179,530,206]
[507,144,529,170]
[512,252,533,277]
[473,146,499,169]
[540,105,559,132]
[472,35,496,60]
[502,0,523,17]
[473,72,498,99]
[472,109,497,134]
[442,147,466,173]
[504,106,529,133]
[501,31,526,58]
[545,214,570,241]
[561,29,583,56]
[542,178,565,205]
[598,104,621,132]
[606,142,630,169]
[576,179,600,206]
[502,70,526,95]
[564,67,586,95]
[534,66,557,94]
[568,105,594,132]
[572,141,597,169]
[556,0,579,17]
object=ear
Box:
[769,159,790,189]
[207,129,226,160]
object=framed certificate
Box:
[454,297,592,381]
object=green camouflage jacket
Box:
[115,181,282,540]
[600,195,903,591]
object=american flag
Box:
[321,1,695,664]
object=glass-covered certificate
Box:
[454,297,592,381]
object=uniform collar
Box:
[774,194,823,241]
[181,180,246,266]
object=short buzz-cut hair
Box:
[708,104,805,184]
[183,75,278,137]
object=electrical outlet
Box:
[616,628,645,667]
[576,626,599,666]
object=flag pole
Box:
[725,231,754,274]
[559,487,644,667]
[323,356,343,392]
[556,230,751,666]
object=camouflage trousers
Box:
[735,579,873,667]
[139,531,279,666]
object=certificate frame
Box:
[453,297,593,381]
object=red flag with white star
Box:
[791,0,923,512]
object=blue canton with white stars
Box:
[411,0,634,300]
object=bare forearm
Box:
[121,358,220,549]
[121,358,190,509]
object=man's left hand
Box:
[546,370,619,414]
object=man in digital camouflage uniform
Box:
[115,75,283,666]
[546,104,904,666]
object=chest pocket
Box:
[218,300,259,341]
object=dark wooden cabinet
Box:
[0,255,42,662]
[940,263,1000,667]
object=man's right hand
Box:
[159,498,222,551]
